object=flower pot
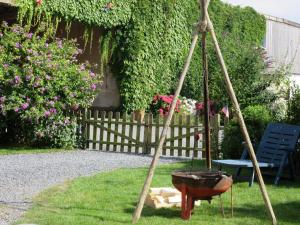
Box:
[134,109,145,121]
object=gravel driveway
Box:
[0,150,178,225]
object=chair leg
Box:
[289,154,296,181]
[236,167,242,177]
[275,164,285,185]
[249,168,255,187]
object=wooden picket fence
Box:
[78,109,226,158]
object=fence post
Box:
[178,115,183,157]
[106,111,113,151]
[143,114,151,154]
[99,111,106,151]
[135,114,142,154]
[155,114,160,155]
[79,108,87,150]
[113,112,120,152]
[148,113,153,154]
[186,115,191,157]
[92,109,98,150]
[170,115,175,156]
[129,113,134,153]
[193,115,200,158]
[121,113,127,153]
[85,109,91,149]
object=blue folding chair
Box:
[213,123,300,186]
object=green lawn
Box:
[17,161,300,225]
[0,146,71,155]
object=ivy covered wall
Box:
[15,0,266,111]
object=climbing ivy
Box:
[14,0,267,111]
[16,0,136,29]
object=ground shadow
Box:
[232,201,300,224]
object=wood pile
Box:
[145,187,200,209]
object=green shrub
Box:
[286,87,300,125]
[221,105,273,158]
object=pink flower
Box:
[64,118,70,124]
[36,0,42,6]
[50,108,57,114]
[14,76,21,84]
[48,101,55,106]
[27,33,33,39]
[79,64,85,71]
[91,84,97,90]
[89,72,96,77]
[158,108,164,115]
[14,108,19,112]
[160,95,172,104]
[15,43,21,49]
[44,111,51,117]
[21,103,29,110]
[25,75,32,81]
[0,96,5,103]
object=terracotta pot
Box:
[134,109,145,121]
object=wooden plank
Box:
[162,115,168,155]
[121,113,127,153]
[135,113,142,154]
[92,109,99,150]
[95,123,143,144]
[193,115,199,158]
[81,109,87,149]
[186,115,191,157]
[147,113,153,155]
[128,113,134,153]
[155,114,160,155]
[99,111,106,150]
[106,111,113,151]
[143,114,148,154]
[169,115,175,156]
[86,109,92,149]
[88,141,149,148]
[178,115,183,157]
[211,114,220,159]
[113,112,120,152]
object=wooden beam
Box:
[131,29,200,224]
[206,13,277,225]
[201,0,211,170]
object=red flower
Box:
[158,108,164,115]
[160,95,172,104]
[36,0,42,6]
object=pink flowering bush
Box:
[150,95,181,116]
[0,22,101,148]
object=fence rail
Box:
[78,109,226,158]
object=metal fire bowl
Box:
[171,170,233,200]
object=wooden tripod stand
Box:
[132,1,277,224]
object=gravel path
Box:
[0,150,179,225]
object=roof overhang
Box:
[0,0,15,5]
[264,14,300,29]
